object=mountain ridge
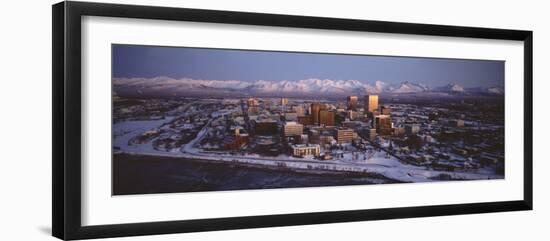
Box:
[113,77,503,97]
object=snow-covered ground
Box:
[113,117,175,153]
[113,118,502,183]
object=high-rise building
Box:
[280,98,289,106]
[247,98,260,115]
[365,95,379,113]
[308,129,320,144]
[292,105,305,117]
[224,126,249,150]
[297,115,313,126]
[375,115,393,135]
[311,103,326,124]
[283,121,304,137]
[347,96,358,111]
[336,128,355,144]
[254,119,278,136]
[319,110,336,126]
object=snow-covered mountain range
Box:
[433,83,465,93]
[113,76,503,97]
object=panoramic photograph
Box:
[111,44,505,195]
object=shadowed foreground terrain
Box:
[113,153,399,195]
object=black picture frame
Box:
[52,1,533,240]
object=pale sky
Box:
[113,44,504,88]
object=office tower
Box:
[224,127,249,150]
[280,98,288,106]
[247,98,259,107]
[365,95,379,113]
[336,128,356,144]
[336,128,355,144]
[297,115,313,126]
[319,110,336,126]
[347,96,358,111]
[375,114,392,135]
[292,105,305,117]
[254,119,278,136]
[311,103,326,124]
[283,121,304,137]
[247,98,260,115]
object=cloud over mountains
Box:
[113,76,503,97]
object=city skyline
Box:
[112,44,505,195]
[112,44,504,89]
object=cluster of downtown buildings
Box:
[219,95,429,160]
[201,93,504,174]
[113,91,505,175]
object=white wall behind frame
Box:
[82,13,523,226]
[0,0,547,241]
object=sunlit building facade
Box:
[280,98,288,106]
[283,121,304,137]
[311,103,326,124]
[365,95,379,113]
[291,144,321,157]
[292,105,305,117]
[336,128,355,144]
